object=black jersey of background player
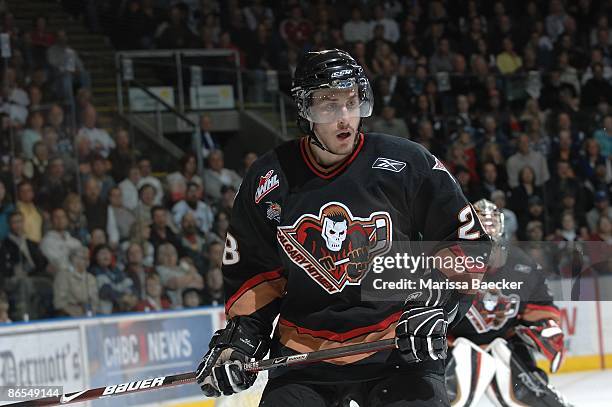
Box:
[450,245,559,345]
[222,133,489,382]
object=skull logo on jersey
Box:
[465,289,520,333]
[322,216,347,251]
[277,202,392,294]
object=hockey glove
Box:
[515,319,565,373]
[195,317,269,397]
[395,306,448,363]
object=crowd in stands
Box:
[0,0,611,322]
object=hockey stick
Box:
[5,339,396,406]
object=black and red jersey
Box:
[221,133,490,382]
[450,245,560,345]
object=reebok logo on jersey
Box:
[372,157,406,172]
[255,170,279,203]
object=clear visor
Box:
[302,79,373,124]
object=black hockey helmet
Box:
[291,49,373,149]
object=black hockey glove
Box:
[195,317,269,397]
[395,286,450,363]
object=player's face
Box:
[311,87,361,156]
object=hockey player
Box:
[195,49,490,406]
[446,199,571,407]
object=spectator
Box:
[46,30,91,101]
[558,51,580,96]
[133,272,171,312]
[77,104,115,158]
[278,5,313,49]
[166,153,203,204]
[592,116,612,158]
[549,130,579,169]
[547,160,584,208]
[242,0,274,32]
[119,165,141,211]
[1,67,29,125]
[107,187,135,247]
[506,134,550,188]
[202,266,224,306]
[369,5,399,43]
[25,141,49,182]
[15,181,43,243]
[202,150,242,202]
[155,4,198,49]
[135,183,156,225]
[53,246,99,317]
[36,156,74,211]
[182,287,202,308]
[108,128,137,182]
[137,157,164,205]
[552,212,583,242]
[582,63,612,108]
[193,114,220,162]
[545,0,568,42]
[496,37,522,75]
[0,211,50,320]
[509,166,545,222]
[87,154,115,201]
[0,157,29,203]
[590,216,611,243]
[89,228,108,253]
[342,7,370,44]
[578,138,606,184]
[91,244,136,314]
[155,243,203,307]
[123,218,154,261]
[525,117,551,158]
[82,177,107,232]
[0,180,15,240]
[20,111,44,160]
[40,208,83,273]
[172,182,214,235]
[370,106,409,139]
[553,191,588,233]
[179,211,207,271]
[476,116,511,157]
[210,210,230,243]
[586,191,612,233]
[46,104,73,156]
[429,38,453,74]
[520,195,551,239]
[150,206,181,251]
[481,162,506,198]
[63,193,89,242]
[123,242,152,300]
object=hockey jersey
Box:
[450,244,560,345]
[221,133,490,382]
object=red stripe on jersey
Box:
[300,134,364,180]
[279,310,402,343]
[225,268,284,314]
[523,304,560,315]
